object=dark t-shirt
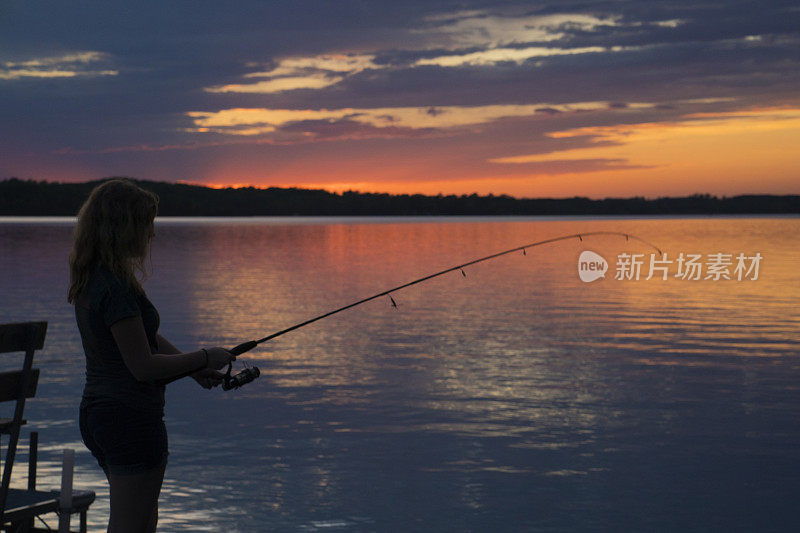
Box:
[75,266,165,412]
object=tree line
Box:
[0,177,797,216]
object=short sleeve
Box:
[99,276,141,327]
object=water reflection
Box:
[0,217,798,531]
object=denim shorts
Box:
[79,398,169,476]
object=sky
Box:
[1,0,799,198]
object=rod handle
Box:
[229,340,258,356]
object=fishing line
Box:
[221,230,661,390]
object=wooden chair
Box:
[0,322,95,532]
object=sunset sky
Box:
[1,1,798,198]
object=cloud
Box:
[3,0,800,197]
[653,19,683,28]
[185,101,629,138]
[487,106,800,178]
[205,44,631,95]
[0,51,117,80]
[413,45,615,67]
[207,75,342,94]
[249,54,378,76]
[205,53,378,94]
[488,157,655,175]
[190,4,800,108]
[420,11,622,48]
[546,106,800,141]
[201,12,634,95]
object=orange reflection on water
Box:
[10,216,799,531]
[150,217,799,438]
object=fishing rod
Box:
[221,230,662,390]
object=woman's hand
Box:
[204,347,235,370]
[191,368,226,389]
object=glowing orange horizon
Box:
[177,106,800,199]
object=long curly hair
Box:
[68,179,159,303]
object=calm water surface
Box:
[0,216,798,532]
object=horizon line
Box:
[2,176,798,202]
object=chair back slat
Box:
[0,322,47,354]
[1,321,47,522]
[0,369,40,402]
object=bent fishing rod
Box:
[221,230,662,390]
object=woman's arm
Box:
[158,333,226,388]
[110,316,232,383]
[156,333,181,355]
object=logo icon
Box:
[578,250,608,282]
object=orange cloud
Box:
[205,54,377,94]
[185,101,637,137]
[487,106,800,196]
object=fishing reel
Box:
[222,362,261,390]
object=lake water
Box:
[1,216,798,532]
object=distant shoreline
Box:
[2,214,798,226]
[1,178,798,216]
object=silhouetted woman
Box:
[68,179,234,532]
